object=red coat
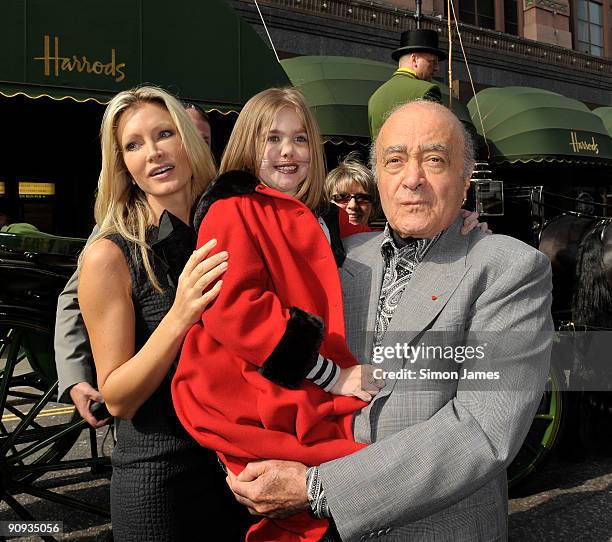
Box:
[172,172,366,542]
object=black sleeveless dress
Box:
[106,231,251,541]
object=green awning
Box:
[281,55,474,143]
[467,87,612,164]
[593,107,612,138]
[0,0,289,112]
[437,86,476,136]
[281,56,395,144]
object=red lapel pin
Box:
[431,295,438,300]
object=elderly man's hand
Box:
[226,460,310,518]
[461,209,492,235]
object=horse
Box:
[538,214,601,319]
[539,214,612,456]
[572,220,612,329]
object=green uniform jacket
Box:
[368,69,442,139]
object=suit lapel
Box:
[341,218,471,366]
[385,216,470,348]
[341,235,384,364]
[364,218,470,402]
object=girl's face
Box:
[258,106,310,196]
[118,102,192,203]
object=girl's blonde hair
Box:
[219,87,326,211]
[324,151,378,207]
[85,86,217,289]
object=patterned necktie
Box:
[373,241,420,348]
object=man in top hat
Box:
[368,28,446,139]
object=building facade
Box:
[230,0,611,107]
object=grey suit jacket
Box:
[54,226,97,401]
[319,216,553,542]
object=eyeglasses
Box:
[331,193,374,204]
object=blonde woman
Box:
[325,151,377,231]
[78,86,245,540]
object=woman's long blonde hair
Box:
[85,86,217,289]
[219,87,326,211]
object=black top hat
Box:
[392,29,447,61]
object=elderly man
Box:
[227,101,553,542]
[368,29,445,139]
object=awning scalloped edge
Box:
[0,87,241,115]
[0,87,110,104]
[322,136,370,146]
[490,155,612,165]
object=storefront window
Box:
[576,0,604,57]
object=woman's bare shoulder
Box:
[82,238,126,268]
[80,238,131,291]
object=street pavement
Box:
[1,412,611,541]
[0,419,113,542]
[509,449,612,541]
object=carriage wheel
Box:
[507,365,565,489]
[0,317,110,531]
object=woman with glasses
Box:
[325,152,377,233]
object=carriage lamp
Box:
[470,162,505,216]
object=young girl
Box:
[172,88,380,541]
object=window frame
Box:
[576,0,605,56]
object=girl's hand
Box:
[461,209,492,235]
[330,364,385,402]
[168,239,228,332]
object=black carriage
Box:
[0,232,111,534]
